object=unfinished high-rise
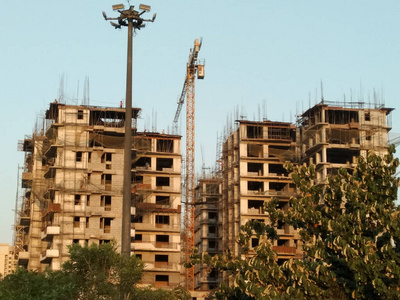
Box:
[220,120,301,259]
[193,101,394,291]
[194,177,223,291]
[297,101,393,183]
[15,101,182,288]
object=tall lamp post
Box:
[102,4,156,256]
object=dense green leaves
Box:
[0,268,78,300]
[198,146,400,299]
[0,242,190,300]
[62,241,143,300]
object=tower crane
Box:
[173,38,204,290]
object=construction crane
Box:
[173,38,204,290]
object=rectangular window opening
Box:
[155,195,170,205]
[156,177,170,187]
[156,158,173,171]
[155,215,170,225]
[77,110,84,120]
[76,151,83,162]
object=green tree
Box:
[62,241,143,300]
[198,147,400,299]
[0,267,78,300]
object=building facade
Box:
[15,102,182,288]
[193,101,393,290]
[0,244,14,278]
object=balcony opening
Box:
[248,181,263,192]
[134,234,142,242]
[247,144,263,158]
[325,109,359,125]
[156,158,173,171]
[86,217,89,229]
[269,182,286,192]
[268,126,294,140]
[88,152,91,163]
[155,195,170,205]
[326,148,359,164]
[365,112,371,121]
[247,125,263,139]
[156,139,173,153]
[269,164,288,176]
[134,157,151,169]
[248,163,263,175]
[135,254,142,260]
[268,145,291,159]
[248,200,264,212]
[277,239,289,247]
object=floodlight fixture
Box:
[112,4,125,11]
[139,4,151,11]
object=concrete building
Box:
[298,101,393,184]
[193,101,393,290]
[0,244,14,278]
[14,101,182,288]
[220,120,301,260]
[194,177,223,291]
[14,99,393,293]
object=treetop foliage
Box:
[0,241,190,300]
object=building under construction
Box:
[193,100,393,291]
[13,99,394,294]
[14,101,182,288]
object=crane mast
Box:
[173,38,204,290]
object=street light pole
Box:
[103,4,156,257]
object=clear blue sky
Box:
[1,1,399,244]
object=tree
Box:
[197,147,400,299]
[0,267,78,300]
[1,241,191,300]
[62,241,143,300]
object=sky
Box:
[1,0,400,244]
